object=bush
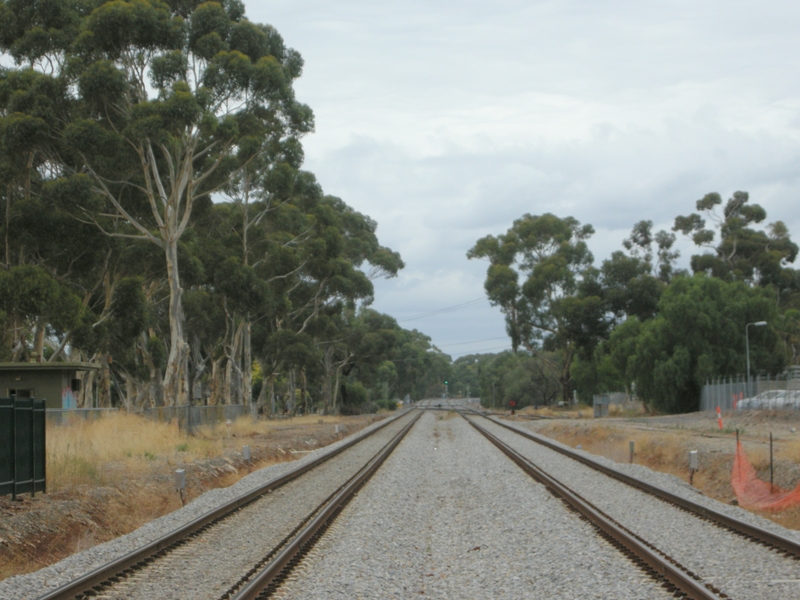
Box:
[344,381,368,405]
[370,399,399,412]
[339,401,379,416]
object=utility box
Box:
[689,450,699,471]
[593,394,610,418]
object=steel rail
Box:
[231,409,422,600]
[464,415,722,600]
[36,410,412,600]
[473,410,800,559]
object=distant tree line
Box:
[468,191,800,413]
[0,0,450,413]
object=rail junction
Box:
[2,399,798,599]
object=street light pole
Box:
[746,321,768,397]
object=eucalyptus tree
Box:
[0,50,140,375]
[674,191,798,290]
[600,220,679,323]
[468,213,605,402]
[254,190,402,413]
[0,0,314,404]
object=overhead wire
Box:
[449,344,512,357]
[397,297,487,323]
[436,336,508,348]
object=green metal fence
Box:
[0,397,46,499]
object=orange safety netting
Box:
[731,440,800,511]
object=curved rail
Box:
[463,414,722,600]
[36,410,412,600]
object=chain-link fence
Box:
[46,407,118,425]
[140,404,256,433]
[701,371,800,412]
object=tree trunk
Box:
[333,363,344,413]
[559,346,575,403]
[288,369,296,414]
[269,375,276,415]
[255,366,267,410]
[81,370,95,408]
[162,239,186,406]
[210,356,224,405]
[243,321,252,405]
[224,354,233,405]
[123,373,136,411]
[33,320,45,361]
[301,367,308,414]
[322,346,334,413]
[99,361,111,407]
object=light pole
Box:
[746,321,768,397]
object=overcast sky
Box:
[247,1,800,358]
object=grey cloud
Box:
[247,1,800,350]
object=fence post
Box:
[36,399,45,495]
[770,432,774,494]
[29,399,34,498]
[10,396,16,501]
[730,376,734,410]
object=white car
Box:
[783,390,800,409]
[737,390,790,410]
[751,390,786,410]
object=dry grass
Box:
[536,423,716,485]
[201,413,348,438]
[46,412,361,492]
[47,413,222,491]
[780,437,800,463]
[516,403,647,420]
[47,412,359,489]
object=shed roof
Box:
[0,362,100,372]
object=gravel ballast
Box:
[0,411,412,600]
[275,410,672,599]
[482,415,800,600]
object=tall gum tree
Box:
[4,0,313,404]
[468,213,603,402]
[673,191,798,290]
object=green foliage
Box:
[621,275,782,413]
[472,202,800,414]
[474,351,561,409]
[0,266,84,353]
[468,212,604,401]
[674,191,798,291]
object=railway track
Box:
[454,403,800,599]
[461,412,722,599]
[34,410,421,600]
[13,400,798,598]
